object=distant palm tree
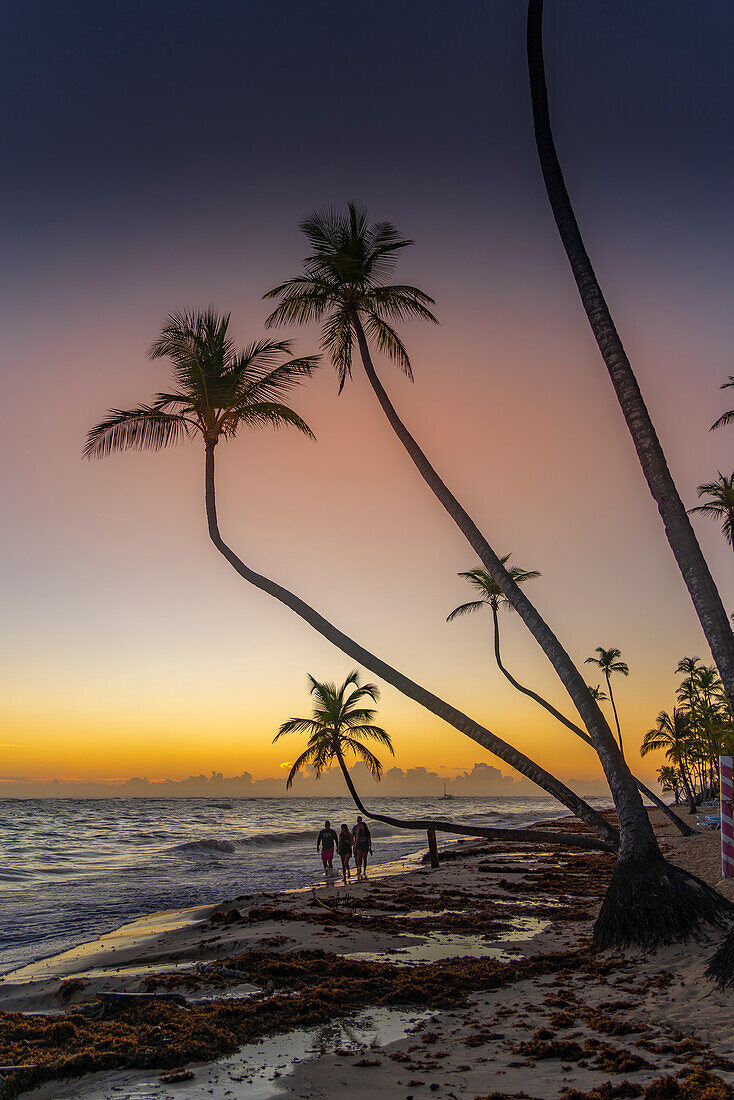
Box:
[275,671,610,851]
[264,204,659,886]
[587,685,608,703]
[689,473,734,550]
[657,765,682,805]
[86,309,614,850]
[274,671,394,791]
[447,564,691,835]
[710,377,734,431]
[641,709,697,814]
[585,648,629,758]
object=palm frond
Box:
[84,407,195,458]
[343,739,385,780]
[446,600,486,623]
[228,402,315,440]
[362,312,413,378]
[274,717,324,742]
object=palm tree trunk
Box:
[351,317,654,867]
[203,438,617,847]
[678,760,697,815]
[527,0,734,708]
[490,607,696,837]
[605,674,625,759]
[331,743,612,852]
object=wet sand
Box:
[2,807,734,1099]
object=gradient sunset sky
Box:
[2,1,733,789]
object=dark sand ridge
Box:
[2,807,734,1099]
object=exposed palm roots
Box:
[593,854,733,951]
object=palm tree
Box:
[689,473,734,551]
[710,377,734,431]
[263,204,674,944]
[447,564,692,836]
[657,765,682,805]
[585,648,629,759]
[641,709,698,815]
[274,671,606,849]
[275,671,394,791]
[86,308,615,851]
[526,1,734,769]
[587,685,608,703]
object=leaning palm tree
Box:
[585,648,629,759]
[689,473,734,551]
[274,670,597,847]
[448,563,692,836]
[526,1,734,757]
[85,308,615,852]
[710,377,734,432]
[263,204,689,947]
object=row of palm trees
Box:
[84,1,734,964]
[642,658,734,814]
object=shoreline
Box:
[2,807,734,1099]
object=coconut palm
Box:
[274,671,602,848]
[710,377,734,431]
[86,309,615,852]
[641,709,698,815]
[689,473,734,551]
[263,204,675,945]
[657,765,683,805]
[585,648,629,759]
[588,685,608,703]
[447,563,692,836]
[275,672,394,791]
[526,1,734,884]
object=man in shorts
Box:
[316,819,338,874]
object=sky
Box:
[1,1,733,793]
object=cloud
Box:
[279,761,294,769]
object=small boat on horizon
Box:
[442,781,454,800]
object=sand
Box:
[2,806,734,1100]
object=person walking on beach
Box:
[353,818,372,881]
[317,819,338,875]
[338,823,353,883]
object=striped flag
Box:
[721,755,734,878]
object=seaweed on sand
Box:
[0,947,600,1098]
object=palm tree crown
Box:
[84,308,318,458]
[585,647,629,680]
[263,202,437,391]
[446,557,541,622]
[274,670,394,789]
[688,472,734,548]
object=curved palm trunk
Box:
[527,0,734,708]
[351,318,654,867]
[203,438,617,847]
[605,674,625,759]
[490,606,696,837]
[331,743,612,853]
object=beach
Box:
[2,806,734,1099]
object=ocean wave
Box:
[171,820,404,856]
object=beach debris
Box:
[210,907,244,925]
[159,1068,195,1082]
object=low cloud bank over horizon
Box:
[0,762,613,800]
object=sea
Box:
[0,794,613,976]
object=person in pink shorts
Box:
[316,819,338,874]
